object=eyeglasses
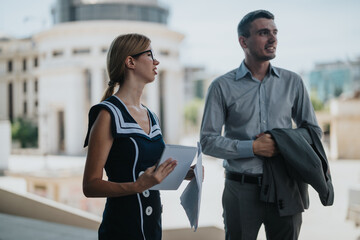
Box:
[131,50,155,61]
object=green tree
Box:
[11,118,38,148]
[184,98,204,127]
[311,96,324,111]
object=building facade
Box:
[307,58,360,103]
[0,0,185,155]
[52,0,169,24]
[0,37,39,123]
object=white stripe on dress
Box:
[130,137,146,240]
[99,100,162,138]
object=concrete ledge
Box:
[0,187,101,230]
[0,212,97,240]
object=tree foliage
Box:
[184,98,204,126]
[11,118,38,148]
[311,96,324,111]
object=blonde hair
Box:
[101,33,151,101]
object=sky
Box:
[1,0,360,74]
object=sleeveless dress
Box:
[84,95,165,240]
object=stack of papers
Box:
[150,144,197,190]
[180,142,203,231]
[150,143,203,231]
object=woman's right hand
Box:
[135,158,177,192]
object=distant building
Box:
[0,37,39,123]
[307,58,360,103]
[52,0,169,24]
[0,0,185,155]
[182,66,216,134]
[183,66,213,103]
[329,92,360,160]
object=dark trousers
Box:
[222,179,302,240]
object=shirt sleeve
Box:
[292,77,323,139]
[200,81,255,159]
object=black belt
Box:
[225,171,263,186]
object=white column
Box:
[0,81,7,120]
[164,69,184,144]
[91,67,103,105]
[0,120,11,174]
[38,101,49,155]
[65,71,87,155]
[146,78,159,114]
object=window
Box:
[160,50,170,56]
[34,184,47,197]
[34,57,38,67]
[23,58,27,71]
[58,110,65,151]
[7,60,12,72]
[8,83,13,121]
[101,47,108,54]
[52,50,63,57]
[34,79,38,93]
[23,81,27,93]
[73,48,90,55]
[195,79,204,99]
[23,101,27,115]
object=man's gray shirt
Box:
[200,61,321,174]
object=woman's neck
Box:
[115,78,145,108]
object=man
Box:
[200,10,322,239]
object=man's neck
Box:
[244,59,270,81]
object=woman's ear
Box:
[125,56,136,69]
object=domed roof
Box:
[73,0,158,5]
[53,0,168,25]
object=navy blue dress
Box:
[84,95,165,240]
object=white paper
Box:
[150,144,197,190]
[180,142,203,231]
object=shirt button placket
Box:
[259,84,267,132]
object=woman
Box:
[83,33,183,240]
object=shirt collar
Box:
[235,60,280,81]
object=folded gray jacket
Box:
[261,123,334,216]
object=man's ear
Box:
[125,56,136,69]
[239,36,247,49]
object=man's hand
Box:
[184,165,205,181]
[184,165,195,180]
[253,133,279,157]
